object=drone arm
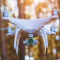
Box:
[2,17,9,20]
[2,17,17,24]
[40,15,58,25]
[45,28,56,34]
[6,29,16,35]
[2,17,12,22]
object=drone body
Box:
[2,14,58,56]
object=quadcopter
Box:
[1,9,58,56]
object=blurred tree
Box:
[58,0,60,9]
[58,0,60,19]
[25,0,33,6]
[0,0,7,60]
[17,0,25,60]
[17,0,25,19]
[38,36,44,60]
[35,2,48,18]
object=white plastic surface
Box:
[39,26,56,53]
[2,15,58,31]
[2,14,58,56]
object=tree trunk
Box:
[17,0,25,59]
[38,36,44,60]
[17,0,25,19]
[0,0,7,60]
[18,31,26,60]
[18,37,25,60]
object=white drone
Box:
[2,9,58,56]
